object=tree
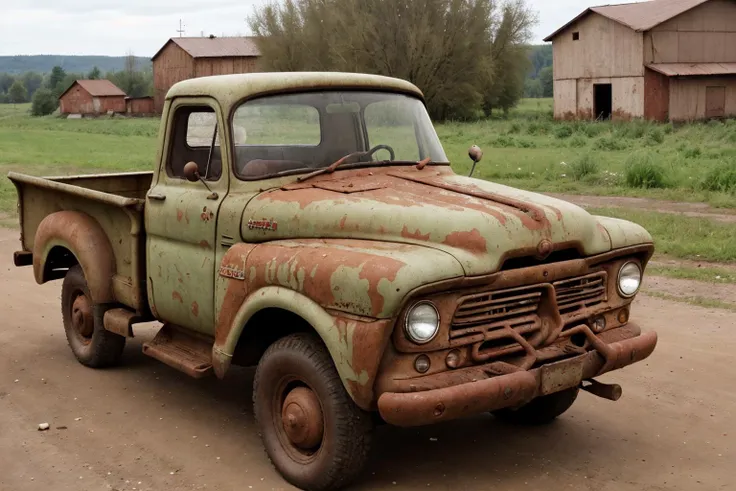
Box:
[0,73,16,94]
[88,66,102,80]
[539,66,553,98]
[249,0,537,120]
[31,88,58,116]
[8,80,28,105]
[48,66,67,90]
[22,72,43,99]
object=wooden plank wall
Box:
[153,42,195,113]
[644,0,736,63]
[669,77,736,120]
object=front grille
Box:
[553,272,607,315]
[451,286,545,357]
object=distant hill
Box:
[0,55,152,75]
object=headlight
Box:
[405,301,440,344]
[618,262,642,297]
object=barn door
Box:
[706,87,726,119]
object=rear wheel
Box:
[253,333,373,491]
[61,265,125,368]
[493,387,579,425]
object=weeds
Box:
[624,152,667,189]
[570,153,598,181]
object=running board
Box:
[142,324,214,379]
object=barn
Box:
[151,36,261,113]
[125,96,155,116]
[59,80,127,116]
[545,0,736,122]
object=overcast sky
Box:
[0,1,632,57]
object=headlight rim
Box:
[404,300,441,345]
[617,261,642,298]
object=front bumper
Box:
[377,322,657,427]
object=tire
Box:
[253,333,373,491]
[61,265,125,368]
[493,387,579,426]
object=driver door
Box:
[145,98,229,335]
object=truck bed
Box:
[8,171,152,313]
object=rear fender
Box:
[213,286,393,410]
[33,211,116,304]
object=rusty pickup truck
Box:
[9,72,657,491]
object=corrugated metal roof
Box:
[152,37,261,60]
[62,80,126,98]
[544,0,712,41]
[647,62,736,76]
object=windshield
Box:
[231,91,448,180]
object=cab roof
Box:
[166,72,424,110]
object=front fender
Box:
[213,286,392,410]
[33,211,116,304]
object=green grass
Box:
[648,265,736,284]
[589,207,736,263]
[436,101,736,207]
[1,98,735,217]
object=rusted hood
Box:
[242,167,650,276]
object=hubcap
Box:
[281,386,324,450]
[71,294,94,340]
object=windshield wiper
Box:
[297,151,366,183]
[297,154,433,183]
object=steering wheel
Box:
[365,144,396,162]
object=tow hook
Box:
[581,379,623,401]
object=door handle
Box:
[148,193,166,201]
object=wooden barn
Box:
[152,36,261,113]
[59,80,127,116]
[545,0,736,122]
[125,96,155,116]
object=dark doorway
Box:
[594,84,613,120]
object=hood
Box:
[242,167,621,276]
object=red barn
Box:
[125,96,155,115]
[59,80,127,115]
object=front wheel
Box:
[493,387,579,425]
[253,333,373,491]
[61,265,126,368]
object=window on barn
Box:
[573,32,580,41]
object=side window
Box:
[167,106,222,181]
[364,100,420,161]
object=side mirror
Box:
[183,161,219,200]
[468,145,483,178]
[183,161,201,183]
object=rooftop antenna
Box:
[177,19,186,38]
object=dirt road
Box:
[1,228,733,491]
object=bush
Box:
[700,163,736,193]
[554,125,573,139]
[568,134,588,148]
[615,121,649,139]
[681,145,702,159]
[31,89,58,116]
[570,154,598,181]
[595,135,628,151]
[645,128,665,145]
[527,121,550,135]
[507,122,522,134]
[580,123,605,138]
[624,152,667,189]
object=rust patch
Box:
[199,240,211,249]
[191,301,199,317]
[200,207,214,223]
[401,226,430,242]
[443,229,487,255]
[176,209,184,222]
[172,291,183,303]
[339,215,348,230]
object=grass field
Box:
[1,100,735,268]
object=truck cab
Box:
[10,72,658,491]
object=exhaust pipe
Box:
[581,379,622,401]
